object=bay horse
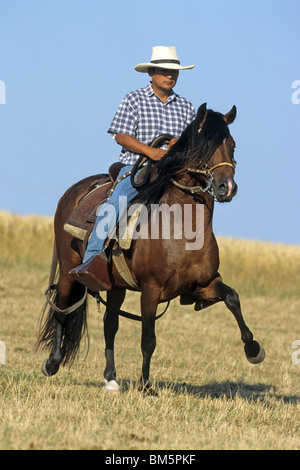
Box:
[37,103,265,394]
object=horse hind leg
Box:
[41,315,64,376]
[39,273,88,376]
[103,288,126,392]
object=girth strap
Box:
[112,244,140,290]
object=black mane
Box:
[134,108,230,208]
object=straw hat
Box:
[135,46,195,73]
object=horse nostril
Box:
[218,182,227,196]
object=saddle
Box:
[64,162,143,291]
[64,159,159,248]
[63,162,124,242]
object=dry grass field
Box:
[0,210,300,450]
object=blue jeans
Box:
[83,165,138,262]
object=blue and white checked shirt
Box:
[107,82,196,165]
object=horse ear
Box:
[197,103,207,131]
[224,105,237,124]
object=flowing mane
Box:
[135,106,231,208]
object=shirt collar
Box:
[146,82,176,103]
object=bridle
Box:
[171,159,236,197]
[131,133,237,198]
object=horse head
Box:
[196,104,238,203]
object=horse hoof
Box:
[139,381,158,397]
[143,387,158,398]
[104,379,120,393]
[41,359,60,377]
[244,341,265,364]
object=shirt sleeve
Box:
[107,94,139,140]
[186,101,196,125]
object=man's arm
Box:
[116,133,166,161]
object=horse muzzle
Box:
[214,178,238,202]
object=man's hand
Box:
[166,137,179,148]
[145,147,166,161]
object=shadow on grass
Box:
[117,379,300,404]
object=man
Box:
[71,46,195,280]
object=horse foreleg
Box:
[103,288,126,392]
[195,277,265,364]
[221,284,265,364]
[139,289,159,396]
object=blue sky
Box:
[0,0,299,244]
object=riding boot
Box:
[69,252,113,291]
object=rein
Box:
[131,133,174,189]
[171,161,236,197]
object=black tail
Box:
[37,294,88,365]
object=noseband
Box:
[171,161,236,197]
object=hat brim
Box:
[135,63,195,73]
